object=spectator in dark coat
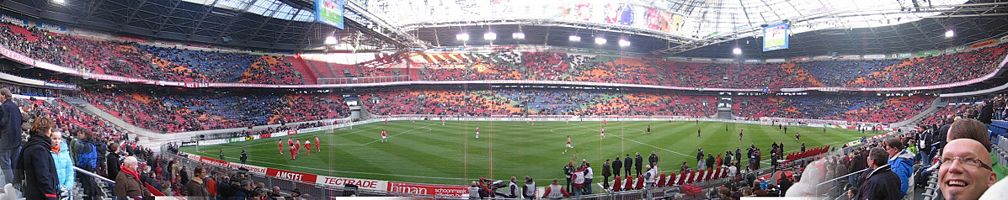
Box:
[107,144,121,181]
[706,154,715,170]
[15,117,58,200]
[611,156,622,177]
[847,150,869,189]
[978,101,994,124]
[563,162,574,192]
[179,166,190,186]
[623,154,632,177]
[185,167,210,199]
[634,152,643,176]
[735,149,742,166]
[1,88,23,185]
[601,159,611,189]
[696,148,704,162]
[853,147,900,200]
[114,156,151,199]
[648,152,658,166]
[724,151,733,167]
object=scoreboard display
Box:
[315,0,345,29]
[763,22,790,52]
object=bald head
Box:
[939,139,997,200]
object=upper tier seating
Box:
[2,22,1005,89]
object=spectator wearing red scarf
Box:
[114,156,152,199]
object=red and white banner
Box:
[316,176,388,191]
[229,163,268,175]
[266,168,318,183]
[186,154,202,161]
[386,182,470,197]
[198,157,230,168]
[180,154,471,197]
[288,129,298,135]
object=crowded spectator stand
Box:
[3,20,1008,92]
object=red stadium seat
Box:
[713,167,722,180]
[624,176,634,191]
[697,169,706,182]
[677,171,688,185]
[635,176,645,190]
[612,176,622,191]
[686,171,696,184]
[666,172,677,187]
[657,173,666,187]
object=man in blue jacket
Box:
[854,147,901,200]
[886,138,914,198]
[0,88,23,186]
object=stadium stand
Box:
[732,95,935,123]
[0,22,305,85]
[82,91,349,133]
[3,21,1007,89]
[361,89,716,117]
[5,3,1008,199]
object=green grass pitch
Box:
[181,120,874,186]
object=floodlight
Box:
[456,33,470,41]
[569,35,581,42]
[594,37,607,45]
[512,32,525,40]
[324,36,337,45]
[618,39,630,47]
[484,32,497,41]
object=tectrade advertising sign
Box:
[316,176,388,191]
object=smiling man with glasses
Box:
[939,138,997,200]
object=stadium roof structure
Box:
[0,0,427,51]
[3,0,1007,58]
[372,0,1008,58]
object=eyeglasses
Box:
[940,156,993,171]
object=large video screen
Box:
[763,22,789,52]
[316,0,345,29]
